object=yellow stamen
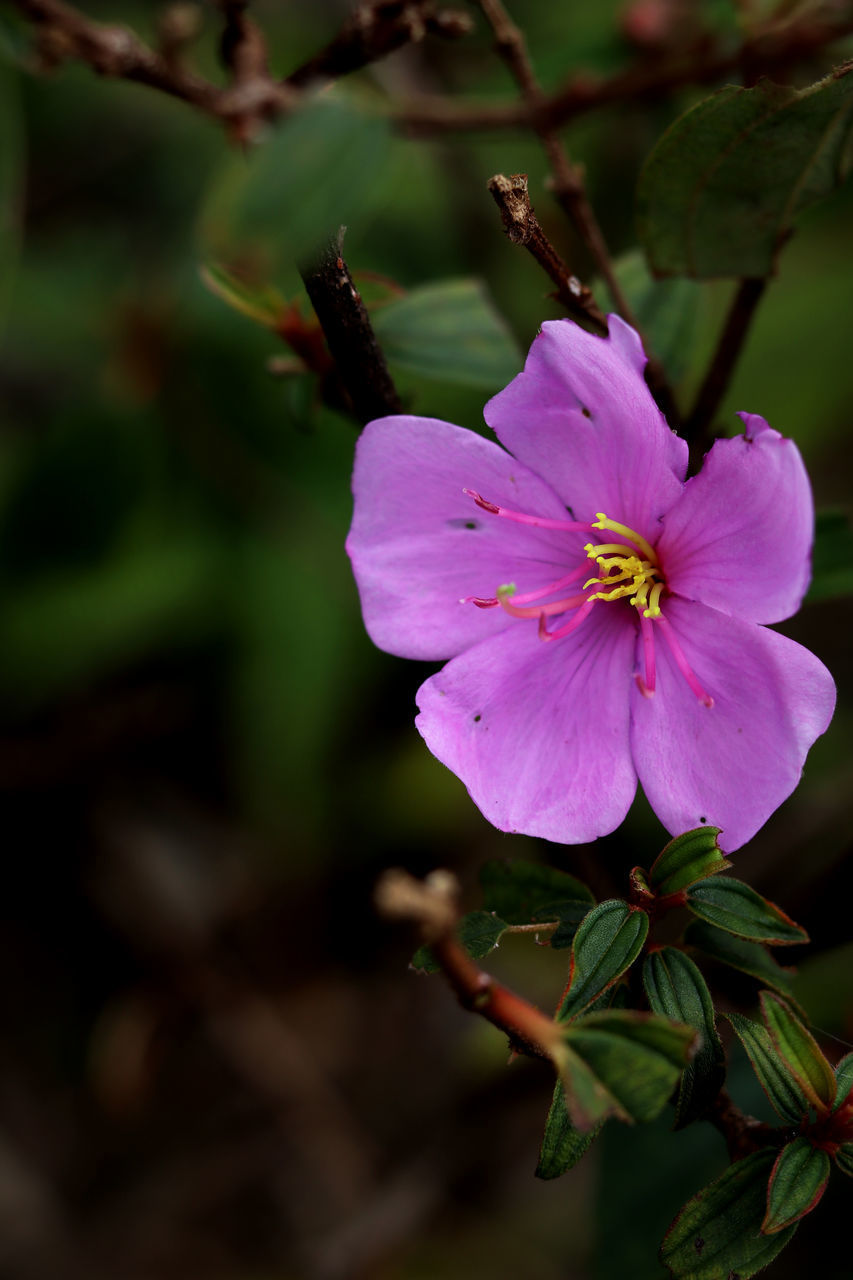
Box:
[584,542,637,560]
[592,514,659,566]
[644,582,665,618]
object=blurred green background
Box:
[0,1,852,1277]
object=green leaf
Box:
[661,1149,797,1279]
[835,1144,853,1177]
[557,900,649,1022]
[686,877,808,945]
[479,859,594,949]
[372,279,521,389]
[684,920,797,1002]
[561,1010,696,1129]
[638,66,853,279]
[807,510,853,603]
[535,1080,601,1179]
[762,1138,830,1234]
[198,94,394,276]
[199,263,287,329]
[594,249,701,383]
[760,991,836,1111]
[648,827,727,896]
[643,948,725,1127]
[411,910,508,974]
[726,1012,808,1123]
[833,1052,853,1112]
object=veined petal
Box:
[483,316,687,532]
[658,413,813,624]
[347,416,579,661]
[630,599,836,852]
[415,607,638,842]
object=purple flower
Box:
[346,317,835,852]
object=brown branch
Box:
[375,868,564,1062]
[488,173,607,331]
[477,3,680,426]
[10,0,294,134]
[684,277,767,469]
[299,229,402,426]
[396,12,853,133]
[707,1088,783,1162]
[284,0,473,89]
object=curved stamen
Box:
[656,615,714,708]
[539,599,596,642]
[592,514,659,566]
[499,591,591,620]
[505,563,589,605]
[463,489,590,533]
[643,582,665,619]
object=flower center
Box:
[460,492,713,708]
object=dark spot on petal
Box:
[581,406,592,418]
[447,517,480,530]
[473,714,481,722]
[699,816,707,824]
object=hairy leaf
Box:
[726,1012,808,1124]
[411,910,507,974]
[661,1150,797,1278]
[760,992,836,1111]
[762,1138,830,1233]
[535,1080,601,1179]
[479,858,594,926]
[833,1052,853,1112]
[643,948,725,1127]
[561,1009,695,1129]
[638,65,853,278]
[686,877,808,945]
[648,827,727,896]
[557,901,649,1022]
[684,920,797,1001]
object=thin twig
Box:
[707,1088,783,1162]
[376,869,563,1061]
[477,2,680,426]
[488,173,607,331]
[299,229,402,426]
[476,1,633,320]
[11,0,294,132]
[396,13,853,133]
[684,277,767,468]
[284,0,472,89]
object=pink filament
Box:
[637,613,656,698]
[656,615,714,708]
[462,489,589,533]
[539,599,596,642]
[501,591,591,620]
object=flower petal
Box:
[415,607,638,842]
[630,598,836,852]
[658,413,813,624]
[483,316,688,532]
[347,416,581,660]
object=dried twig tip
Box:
[374,868,459,939]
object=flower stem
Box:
[375,869,563,1062]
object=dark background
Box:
[0,2,852,1276]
